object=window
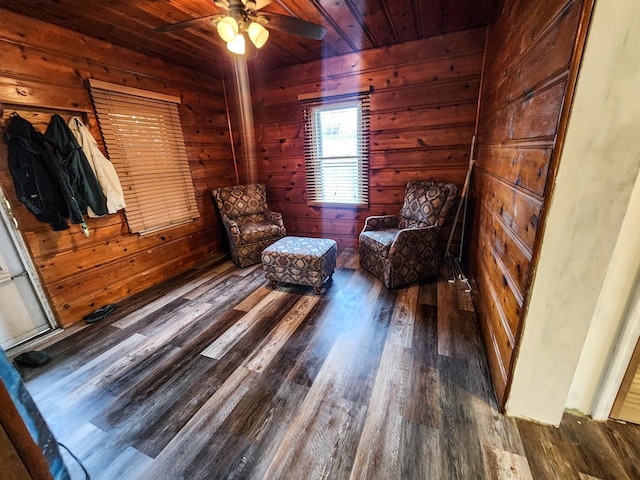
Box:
[88,79,199,234]
[302,92,370,206]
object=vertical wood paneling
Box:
[469,0,587,407]
[0,9,234,327]
[249,28,486,249]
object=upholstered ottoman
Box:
[261,236,337,294]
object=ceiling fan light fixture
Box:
[227,33,246,55]
[217,16,239,43]
[247,21,269,49]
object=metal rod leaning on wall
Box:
[222,77,240,185]
[444,134,476,259]
[444,27,489,270]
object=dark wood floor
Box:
[15,249,640,479]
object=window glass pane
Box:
[316,106,359,158]
[311,102,363,204]
[319,158,359,202]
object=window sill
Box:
[307,202,368,209]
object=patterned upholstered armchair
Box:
[212,183,286,268]
[359,180,458,288]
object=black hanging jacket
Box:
[44,114,108,222]
[5,114,70,231]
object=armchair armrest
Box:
[223,218,242,245]
[362,215,399,232]
[264,210,284,227]
[389,225,440,257]
[264,210,287,236]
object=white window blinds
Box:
[302,92,371,207]
[88,79,199,234]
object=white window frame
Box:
[302,92,370,207]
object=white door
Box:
[0,190,56,350]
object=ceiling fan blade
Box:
[260,12,327,40]
[154,15,223,33]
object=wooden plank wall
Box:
[248,28,486,249]
[0,9,235,327]
[468,0,587,406]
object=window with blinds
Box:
[302,92,370,207]
[88,79,199,234]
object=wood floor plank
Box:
[200,287,294,360]
[261,271,385,478]
[390,285,419,348]
[18,249,640,480]
[233,284,273,312]
[437,269,460,357]
[168,270,271,349]
[113,266,229,328]
[398,419,441,480]
[59,422,112,476]
[349,343,409,480]
[285,268,378,388]
[144,365,261,477]
[349,284,415,480]
[236,263,263,277]
[94,355,221,457]
[33,333,149,404]
[439,355,487,480]
[261,296,331,382]
[337,248,359,269]
[262,334,367,480]
[601,420,640,479]
[180,269,237,301]
[98,319,254,456]
[457,282,475,312]
[492,449,534,480]
[94,446,153,480]
[559,414,632,480]
[473,395,527,457]
[95,309,244,436]
[246,293,321,372]
[438,271,483,360]
[419,279,438,305]
[143,287,317,475]
[138,301,216,340]
[20,324,131,388]
[340,295,393,406]
[404,304,440,429]
[516,417,583,480]
[199,378,310,480]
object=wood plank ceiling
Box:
[0,0,497,76]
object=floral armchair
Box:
[212,183,286,268]
[359,180,458,288]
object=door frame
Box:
[592,278,640,420]
[0,186,59,347]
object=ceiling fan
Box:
[155,0,327,55]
